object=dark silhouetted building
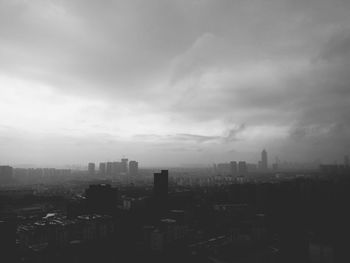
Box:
[154,170,168,212]
[129,161,138,176]
[85,184,118,214]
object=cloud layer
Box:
[1,0,350,166]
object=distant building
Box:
[129,161,138,176]
[230,161,238,176]
[0,165,13,184]
[88,163,95,175]
[121,158,128,174]
[238,161,247,175]
[106,162,113,177]
[272,163,278,170]
[112,161,122,176]
[99,162,106,176]
[217,163,231,175]
[247,163,257,172]
[344,155,349,166]
[261,149,268,170]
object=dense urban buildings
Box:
[1,153,350,263]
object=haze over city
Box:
[1,0,350,167]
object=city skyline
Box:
[1,0,350,166]
[1,149,349,169]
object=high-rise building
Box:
[230,161,237,176]
[261,149,268,170]
[112,161,122,176]
[106,162,113,177]
[154,170,168,201]
[344,155,349,166]
[0,165,13,184]
[238,161,247,175]
[99,162,106,176]
[121,158,128,174]
[129,161,138,176]
[88,163,95,175]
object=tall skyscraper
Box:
[261,149,268,170]
[129,161,138,176]
[88,163,95,175]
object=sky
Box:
[1,0,350,167]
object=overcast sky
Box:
[1,0,350,167]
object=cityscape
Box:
[1,150,350,262]
[1,0,350,262]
